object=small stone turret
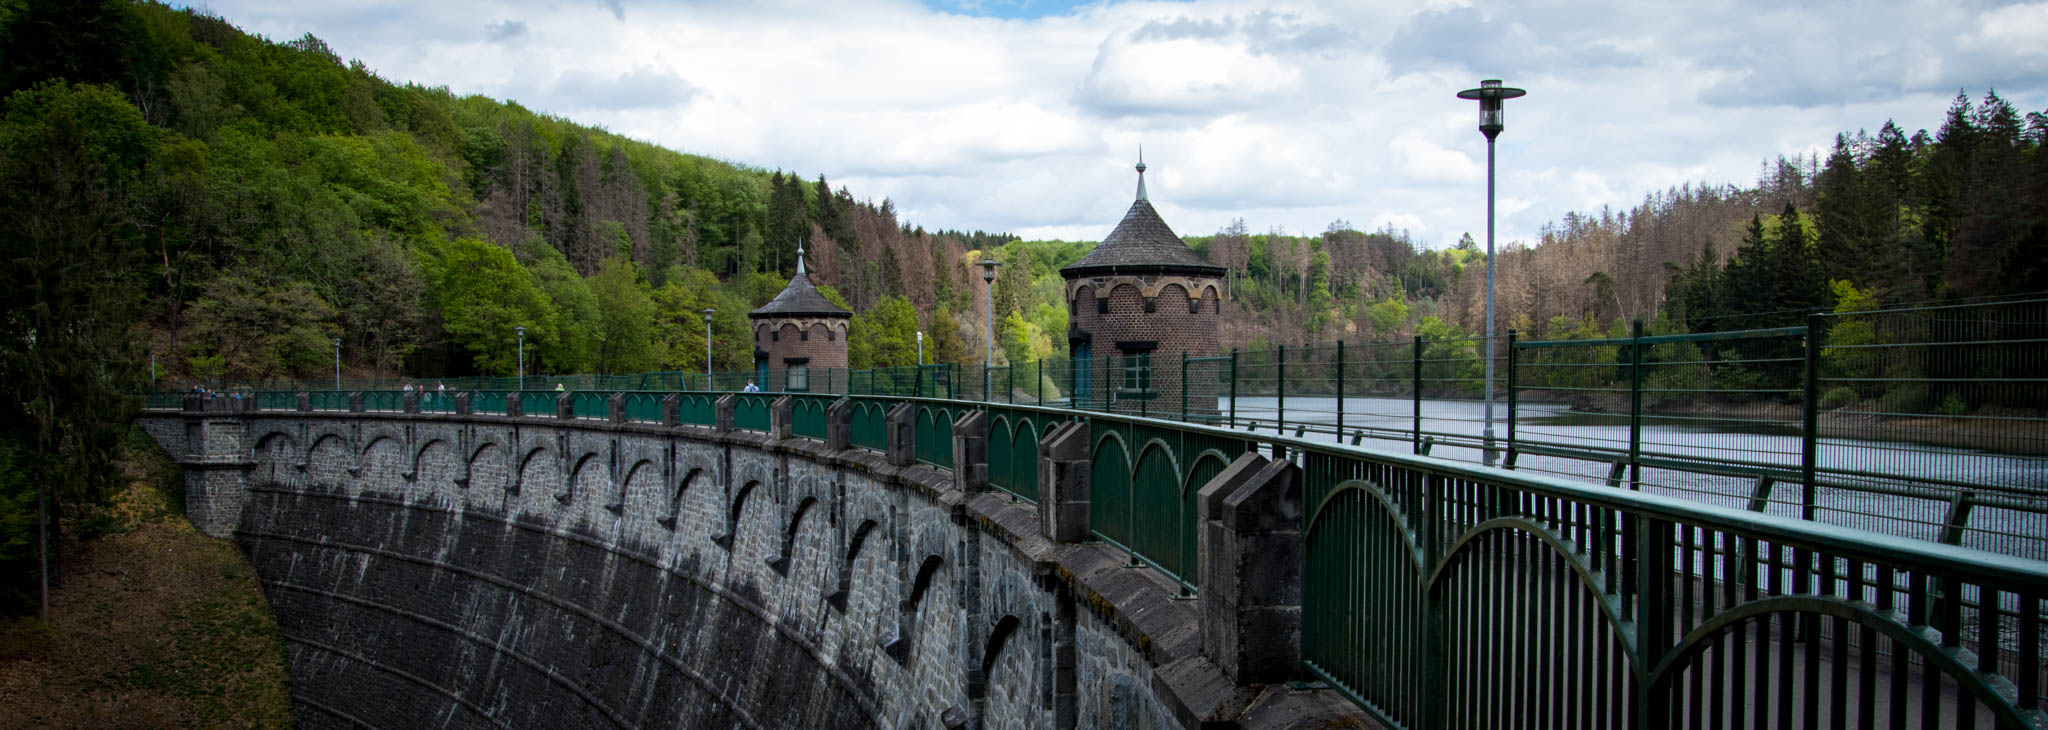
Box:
[1062,157,1225,413]
[749,246,850,391]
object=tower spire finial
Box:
[1135,146,1148,202]
[795,240,806,276]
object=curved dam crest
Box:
[139,403,1355,729]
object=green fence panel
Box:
[624,393,663,423]
[362,391,403,412]
[735,394,770,432]
[572,392,608,419]
[676,394,714,426]
[791,395,830,440]
[916,404,954,469]
[1088,431,1132,550]
[520,390,558,417]
[471,391,508,415]
[257,391,297,411]
[851,400,889,452]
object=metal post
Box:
[917,330,924,365]
[1336,341,1346,442]
[1802,314,1820,521]
[1629,319,1644,490]
[1228,348,1239,428]
[1506,329,1519,458]
[1482,133,1499,467]
[333,338,341,391]
[1036,360,1043,404]
[1008,362,1015,404]
[1412,335,1423,455]
[1180,351,1188,421]
[1276,344,1286,435]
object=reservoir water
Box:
[1221,396,2048,561]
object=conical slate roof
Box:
[750,248,850,318]
[748,272,850,318]
[1061,161,1225,279]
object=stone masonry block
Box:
[951,410,987,494]
[1200,454,1303,684]
[885,402,914,467]
[769,396,792,440]
[1038,420,1090,543]
[715,394,735,432]
[825,398,851,451]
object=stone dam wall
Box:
[139,399,1361,729]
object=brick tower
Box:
[1061,157,1225,414]
[749,246,850,392]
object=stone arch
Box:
[565,448,606,506]
[1200,282,1222,310]
[412,437,464,500]
[1069,283,1095,312]
[1156,282,1190,305]
[658,467,705,530]
[712,480,760,552]
[806,322,829,343]
[305,432,355,488]
[306,425,354,466]
[833,322,847,341]
[755,323,770,343]
[615,457,657,515]
[767,496,820,576]
[252,431,299,486]
[407,437,452,480]
[887,553,947,665]
[827,517,882,612]
[1106,282,1143,313]
[777,322,799,343]
[462,442,509,511]
[971,614,1025,714]
[358,434,408,492]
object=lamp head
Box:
[1457,79,1526,140]
[980,259,998,283]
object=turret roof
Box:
[1060,160,1224,279]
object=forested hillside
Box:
[0,0,1028,614]
[1,0,2041,617]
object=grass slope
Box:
[0,430,292,729]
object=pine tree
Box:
[1920,91,1975,274]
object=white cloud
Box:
[1389,135,1481,185]
[180,0,2048,252]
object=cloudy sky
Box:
[185,0,2048,248]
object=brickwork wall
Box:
[1069,279,1223,416]
[753,317,851,372]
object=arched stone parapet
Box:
[1065,273,1222,306]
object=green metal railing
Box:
[734,394,771,432]
[851,400,890,452]
[984,404,1063,503]
[519,390,557,417]
[914,403,960,469]
[678,394,716,426]
[570,392,608,419]
[419,392,458,413]
[790,394,832,441]
[141,298,2047,561]
[144,379,2048,726]
[359,391,401,412]
[623,393,663,423]
[472,391,509,416]
[256,391,297,411]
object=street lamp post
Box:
[333,338,341,391]
[980,259,999,398]
[515,326,526,389]
[1457,79,1526,467]
[917,331,924,365]
[700,308,716,389]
